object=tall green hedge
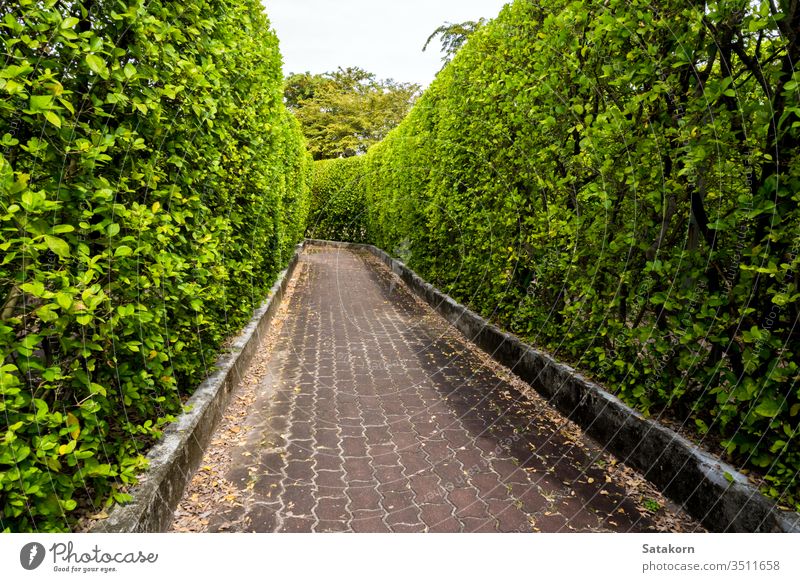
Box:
[357,0,800,508]
[307,157,369,243]
[1,0,310,531]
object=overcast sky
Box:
[262,0,510,87]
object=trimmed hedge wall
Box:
[0,0,310,531]
[347,0,800,508]
[307,157,369,243]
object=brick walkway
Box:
[174,245,697,532]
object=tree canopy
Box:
[285,67,420,160]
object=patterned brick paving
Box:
[177,245,696,532]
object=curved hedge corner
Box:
[307,157,369,243]
[348,0,800,511]
[0,0,311,532]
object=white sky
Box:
[262,0,511,87]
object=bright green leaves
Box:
[28,94,53,112]
[55,292,73,311]
[85,54,109,79]
[44,111,61,128]
[742,326,767,344]
[57,440,77,456]
[44,235,70,258]
[1,0,310,533]
[123,63,137,79]
[20,280,46,298]
[60,16,80,30]
[26,94,65,129]
[20,190,46,212]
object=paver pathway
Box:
[173,245,699,532]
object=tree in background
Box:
[422,19,487,64]
[285,67,419,160]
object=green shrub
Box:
[307,157,369,243]
[0,0,310,531]
[358,0,800,508]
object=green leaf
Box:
[123,63,137,79]
[44,111,61,128]
[85,54,109,79]
[0,64,33,79]
[36,304,59,322]
[58,440,77,456]
[29,95,53,112]
[114,245,132,257]
[21,191,37,211]
[85,463,113,477]
[21,280,45,297]
[755,398,782,418]
[34,398,49,420]
[44,235,70,258]
[55,293,73,310]
[90,383,107,397]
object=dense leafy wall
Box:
[0,0,310,531]
[307,157,369,243]
[361,0,800,508]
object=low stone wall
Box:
[92,244,304,532]
[306,239,800,533]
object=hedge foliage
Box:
[336,0,800,508]
[307,157,369,243]
[1,0,310,531]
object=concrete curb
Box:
[92,244,305,532]
[306,239,800,533]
